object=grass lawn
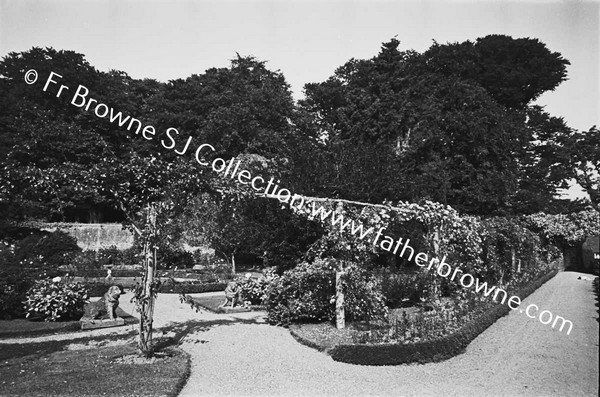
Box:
[189,295,265,314]
[191,294,227,313]
[0,341,190,397]
[0,319,80,338]
[0,307,137,338]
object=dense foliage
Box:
[24,278,89,321]
[298,36,578,215]
[265,258,388,326]
[0,37,597,346]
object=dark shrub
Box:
[159,248,195,269]
[0,223,41,243]
[376,268,429,308]
[97,246,139,268]
[14,230,80,269]
[266,258,388,326]
[160,282,227,294]
[0,272,35,319]
[69,250,100,273]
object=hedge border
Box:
[322,269,559,365]
[289,325,330,352]
[81,281,227,297]
[159,282,227,294]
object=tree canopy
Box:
[298,35,577,215]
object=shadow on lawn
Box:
[1,315,263,362]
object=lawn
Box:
[0,341,190,397]
[190,294,228,313]
[188,294,265,314]
[0,307,137,338]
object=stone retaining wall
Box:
[40,223,134,251]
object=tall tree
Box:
[567,126,600,212]
[0,48,165,222]
[153,55,295,159]
[422,34,570,109]
[300,36,573,215]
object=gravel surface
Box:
[178,272,599,396]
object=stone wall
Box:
[40,223,134,251]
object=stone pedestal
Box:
[218,306,251,314]
[80,317,125,330]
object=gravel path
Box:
[177,271,599,396]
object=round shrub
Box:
[159,248,195,269]
[25,278,89,321]
[265,258,388,326]
[15,230,80,269]
[239,274,272,305]
[0,275,33,319]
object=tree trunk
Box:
[231,253,236,275]
[335,265,345,329]
[430,228,442,300]
[138,205,157,357]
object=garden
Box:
[0,34,598,395]
[1,200,598,366]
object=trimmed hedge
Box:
[326,269,559,365]
[83,281,227,296]
[60,269,143,278]
[159,282,227,294]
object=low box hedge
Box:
[60,269,143,278]
[327,269,559,365]
[159,282,227,294]
[83,281,227,296]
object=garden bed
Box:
[182,294,266,314]
[290,269,559,365]
[0,307,137,338]
[0,342,190,396]
[80,280,228,296]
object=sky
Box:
[1,0,598,197]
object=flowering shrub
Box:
[96,246,139,269]
[265,258,387,326]
[375,268,430,308]
[24,278,89,321]
[239,276,271,305]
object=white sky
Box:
[1,0,598,198]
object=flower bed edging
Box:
[289,325,331,352]
[160,282,227,294]
[327,269,559,365]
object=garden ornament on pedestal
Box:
[80,285,126,329]
[221,281,241,308]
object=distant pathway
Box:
[177,271,598,396]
